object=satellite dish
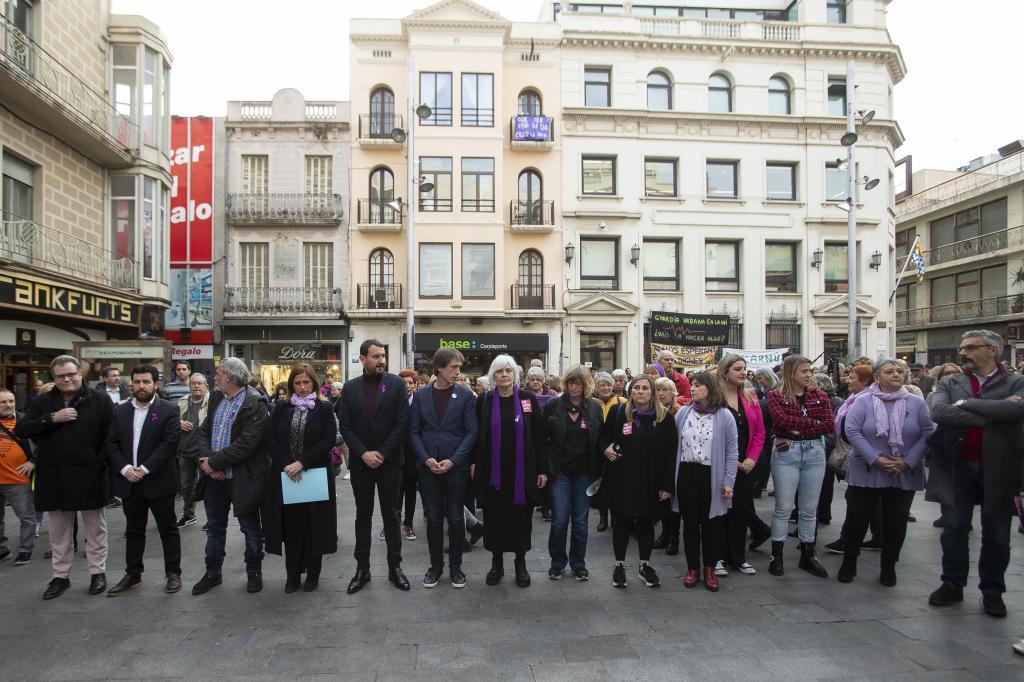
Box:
[390,127,407,143]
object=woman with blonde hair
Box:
[654,377,681,416]
[652,376,682,555]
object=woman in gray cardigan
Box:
[672,371,738,592]
[839,358,934,586]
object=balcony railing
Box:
[510,200,555,227]
[510,284,555,310]
[234,101,343,122]
[357,199,402,225]
[419,107,452,126]
[461,198,495,213]
[0,17,137,154]
[895,295,1020,327]
[358,113,404,140]
[227,193,344,224]
[224,287,342,314]
[356,283,403,310]
[898,152,1024,217]
[510,116,554,143]
[897,225,1024,270]
[419,198,453,212]
[461,107,494,127]
[1,216,137,290]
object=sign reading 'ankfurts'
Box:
[650,312,729,346]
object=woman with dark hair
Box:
[273,382,288,403]
[398,369,420,541]
[264,363,338,592]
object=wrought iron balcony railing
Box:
[896,225,1023,270]
[358,113,404,140]
[895,295,1020,327]
[510,200,555,227]
[356,283,403,310]
[357,199,402,225]
[1,215,137,290]
[224,287,342,314]
[227,193,344,223]
[510,284,555,310]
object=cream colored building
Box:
[348,0,564,376]
[0,0,173,398]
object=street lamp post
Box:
[406,52,416,372]
[846,59,859,362]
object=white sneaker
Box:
[714,560,729,576]
[343,471,351,480]
[736,562,756,575]
[1014,638,1024,656]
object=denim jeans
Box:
[548,472,591,571]
[203,477,264,573]
[940,458,1012,593]
[418,467,468,571]
[770,437,825,543]
[0,483,36,554]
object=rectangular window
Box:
[644,158,677,197]
[766,163,796,201]
[239,242,270,289]
[582,156,616,195]
[303,242,333,290]
[705,240,739,292]
[419,72,453,125]
[579,333,617,373]
[419,243,453,297]
[981,198,1007,234]
[930,275,954,306]
[419,157,453,211]
[643,239,678,291]
[110,175,136,263]
[1,153,34,222]
[461,73,494,126]
[304,156,332,195]
[825,242,861,293]
[462,243,495,298]
[142,177,156,280]
[584,67,611,107]
[894,284,911,312]
[241,155,268,194]
[827,0,847,24]
[765,320,801,355]
[112,45,137,121]
[580,237,618,290]
[982,264,1007,299]
[143,48,157,146]
[706,160,738,199]
[765,242,797,292]
[825,162,848,202]
[461,158,495,212]
[827,76,847,117]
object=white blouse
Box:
[679,409,714,465]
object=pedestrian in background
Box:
[592,372,624,533]
[176,373,209,528]
[398,369,420,541]
[0,389,37,567]
[653,376,682,556]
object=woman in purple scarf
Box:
[839,358,934,586]
[473,355,549,588]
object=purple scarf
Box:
[833,390,862,441]
[490,388,526,506]
[691,401,718,416]
[631,407,655,432]
[865,383,909,454]
[290,393,317,412]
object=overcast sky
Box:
[112,0,1023,171]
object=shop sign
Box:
[80,345,164,360]
[650,312,729,346]
[0,273,138,325]
[252,344,340,362]
[172,344,214,360]
[721,347,789,369]
[414,333,548,353]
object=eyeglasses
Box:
[957,344,986,353]
[53,372,79,381]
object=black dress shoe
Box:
[347,568,371,594]
[596,518,608,532]
[107,574,142,596]
[982,592,1007,618]
[665,539,679,556]
[285,575,301,593]
[303,575,320,592]
[165,575,182,594]
[192,571,222,595]
[88,573,107,595]
[389,566,411,591]
[42,578,70,600]
[247,571,263,593]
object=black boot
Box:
[652,529,669,550]
[799,542,828,578]
[769,541,784,576]
[514,555,530,587]
[597,509,608,533]
[665,533,679,556]
[486,554,503,586]
[837,553,857,583]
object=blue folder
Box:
[281,467,329,504]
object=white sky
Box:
[112,0,1024,172]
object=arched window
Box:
[708,73,732,113]
[517,249,544,309]
[369,87,395,138]
[367,167,396,223]
[768,75,791,115]
[368,248,396,309]
[515,169,543,225]
[647,70,671,110]
[517,89,542,116]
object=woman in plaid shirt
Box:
[766,355,835,579]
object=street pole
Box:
[406,52,416,371]
[846,59,860,362]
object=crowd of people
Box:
[1,330,1023,653]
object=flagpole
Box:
[889,234,920,304]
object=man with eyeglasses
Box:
[16,355,114,600]
[927,330,1024,618]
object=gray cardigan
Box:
[671,406,738,519]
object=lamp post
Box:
[844,59,859,362]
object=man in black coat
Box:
[16,355,114,600]
[105,364,182,596]
[337,339,411,593]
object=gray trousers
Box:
[179,455,198,519]
[0,483,37,554]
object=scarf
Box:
[490,387,526,506]
[631,407,655,432]
[290,393,317,412]
[865,383,909,455]
[833,391,860,441]
[691,401,718,416]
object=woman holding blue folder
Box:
[264,363,338,593]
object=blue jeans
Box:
[770,437,825,543]
[940,459,1012,593]
[548,472,591,571]
[203,478,264,573]
[418,467,468,571]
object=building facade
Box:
[894,143,1024,367]
[220,89,350,389]
[348,0,565,377]
[1,0,174,401]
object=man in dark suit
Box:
[105,364,182,595]
[337,339,411,593]
[99,366,131,404]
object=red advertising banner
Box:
[169,116,213,263]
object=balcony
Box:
[895,295,1020,328]
[227,193,344,225]
[1,216,137,290]
[509,200,555,232]
[510,284,555,310]
[510,116,555,149]
[897,225,1023,271]
[0,17,137,167]
[224,287,343,315]
[355,199,402,231]
[357,113,404,147]
[898,153,1024,218]
[355,283,403,310]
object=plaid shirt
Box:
[210,388,246,478]
[766,388,834,439]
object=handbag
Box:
[827,438,852,477]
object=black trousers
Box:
[723,466,754,566]
[350,466,403,570]
[283,504,321,579]
[818,467,837,523]
[123,489,181,577]
[678,462,722,570]
[843,486,914,569]
[612,512,654,562]
[400,465,418,527]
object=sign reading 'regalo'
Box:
[650,312,730,346]
[169,116,214,263]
